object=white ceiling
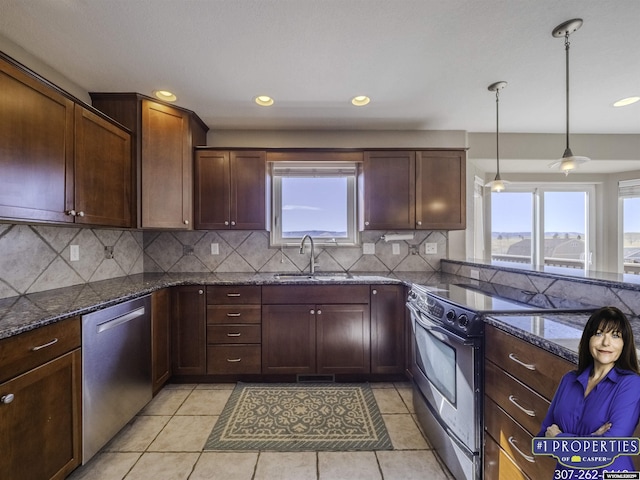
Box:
[1,1,638,137]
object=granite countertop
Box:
[0,271,448,340]
[485,312,640,365]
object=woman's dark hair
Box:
[577,306,639,374]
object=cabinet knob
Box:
[364,221,370,226]
[416,221,422,226]
[198,289,204,295]
[310,309,315,315]
[183,220,189,225]
[77,211,85,217]
[372,289,377,295]
[231,221,236,226]
[317,309,322,315]
[66,210,77,216]
[1,394,14,404]
[225,221,229,226]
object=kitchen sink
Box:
[272,272,352,281]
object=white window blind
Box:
[618,179,640,198]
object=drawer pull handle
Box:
[1,393,15,404]
[226,358,242,363]
[226,313,242,317]
[508,395,536,417]
[31,338,59,351]
[508,436,535,463]
[508,353,536,370]
[226,293,241,297]
[227,333,241,337]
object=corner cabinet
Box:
[194,150,266,230]
[90,93,209,229]
[171,286,206,376]
[362,149,466,230]
[0,55,133,227]
[151,288,171,394]
[0,317,82,480]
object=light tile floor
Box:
[68,382,453,480]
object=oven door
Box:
[407,302,480,450]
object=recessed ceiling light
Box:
[255,95,274,106]
[153,90,177,102]
[351,95,370,106]
[613,96,640,107]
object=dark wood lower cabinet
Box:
[0,349,81,480]
[370,284,405,374]
[262,304,316,374]
[152,288,171,394]
[171,286,206,375]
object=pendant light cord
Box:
[565,33,571,152]
[495,87,501,176]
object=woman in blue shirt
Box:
[538,306,640,477]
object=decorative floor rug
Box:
[204,383,393,451]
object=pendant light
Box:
[485,81,509,192]
[548,18,589,175]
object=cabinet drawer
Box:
[486,325,574,400]
[485,396,556,479]
[207,325,261,344]
[484,424,530,480]
[207,286,261,304]
[207,305,261,324]
[485,360,550,436]
[0,317,81,383]
[207,345,261,374]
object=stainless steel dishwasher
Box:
[82,295,152,463]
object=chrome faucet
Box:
[299,235,316,274]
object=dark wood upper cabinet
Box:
[416,150,466,230]
[363,151,416,230]
[363,149,466,230]
[90,93,209,229]
[0,55,134,227]
[74,105,133,227]
[194,150,266,229]
[0,57,74,224]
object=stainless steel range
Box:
[406,283,545,480]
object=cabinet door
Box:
[141,100,191,229]
[0,58,74,223]
[230,151,266,229]
[74,105,133,227]
[316,304,370,375]
[171,286,206,375]
[262,304,316,374]
[0,349,81,480]
[415,150,466,230]
[363,151,415,230]
[370,284,405,374]
[152,288,171,394]
[194,150,231,229]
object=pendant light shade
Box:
[485,81,509,192]
[549,18,590,175]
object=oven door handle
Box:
[407,303,475,346]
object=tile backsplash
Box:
[0,224,143,299]
[0,224,446,299]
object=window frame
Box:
[486,182,596,273]
[269,161,359,247]
[618,179,640,274]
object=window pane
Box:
[544,192,586,269]
[623,196,640,274]
[281,177,347,238]
[491,192,533,265]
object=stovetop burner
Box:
[407,283,538,337]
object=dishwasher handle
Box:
[96,307,146,334]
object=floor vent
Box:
[296,374,335,383]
